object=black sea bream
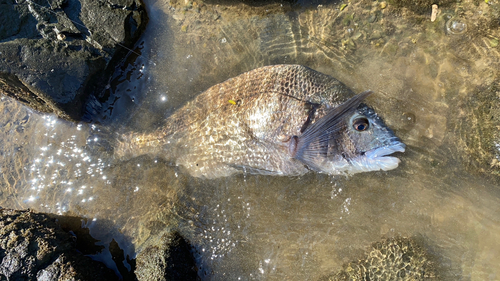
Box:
[117,65,405,178]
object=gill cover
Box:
[290,90,373,170]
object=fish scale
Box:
[116,65,405,178]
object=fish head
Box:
[336,104,406,173]
[292,91,405,175]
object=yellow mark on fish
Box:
[228,100,237,105]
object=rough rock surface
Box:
[322,237,439,281]
[0,0,147,121]
[0,208,118,280]
[135,231,198,281]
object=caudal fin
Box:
[114,130,171,161]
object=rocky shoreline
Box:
[0,0,147,121]
[0,208,444,280]
[0,208,118,280]
[0,208,200,280]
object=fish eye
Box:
[353,117,369,131]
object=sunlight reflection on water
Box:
[20,117,110,214]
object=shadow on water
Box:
[48,213,138,280]
[1,0,500,279]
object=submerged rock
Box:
[322,237,439,280]
[450,82,500,179]
[0,208,118,280]
[0,0,148,121]
[386,0,455,14]
[135,231,198,281]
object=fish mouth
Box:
[362,141,406,171]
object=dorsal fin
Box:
[291,90,373,166]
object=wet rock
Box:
[321,237,439,280]
[135,231,198,281]
[0,208,118,280]
[0,0,148,121]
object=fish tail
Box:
[114,133,134,160]
[114,130,167,161]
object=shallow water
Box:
[1,0,500,279]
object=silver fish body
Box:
[117,65,405,178]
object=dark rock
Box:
[135,231,198,281]
[0,208,118,280]
[0,0,148,121]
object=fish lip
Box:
[343,141,405,174]
[352,141,405,172]
[364,142,406,159]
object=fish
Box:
[116,65,405,178]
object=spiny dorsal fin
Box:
[291,90,373,166]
